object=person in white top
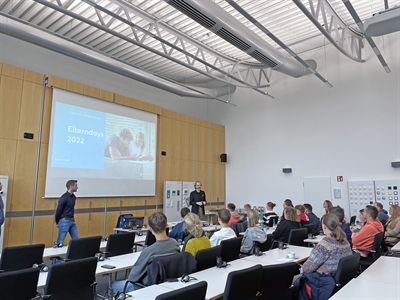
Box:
[210,208,237,247]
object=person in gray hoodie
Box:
[240,209,267,254]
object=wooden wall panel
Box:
[11,141,38,211]
[18,82,43,143]
[106,211,121,236]
[115,94,162,115]
[1,63,24,79]
[47,75,67,89]
[0,75,23,140]
[211,129,225,163]
[41,87,53,144]
[88,212,105,237]
[0,62,2,73]
[0,139,17,210]
[6,217,31,246]
[24,70,44,85]
[211,163,225,204]
[66,80,84,94]
[33,215,55,247]
[195,125,211,163]
[74,213,90,238]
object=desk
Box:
[38,252,141,289]
[391,240,400,252]
[242,246,312,265]
[357,256,400,285]
[127,284,173,299]
[239,227,275,236]
[303,235,325,244]
[330,278,400,299]
[202,225,221,233]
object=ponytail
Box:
[184,213,204,238]
[322,213,347,243]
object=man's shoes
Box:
[53,242,63,248]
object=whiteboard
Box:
[303,176,332,219]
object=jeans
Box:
[112,280,134,294]
[56,219,79,244]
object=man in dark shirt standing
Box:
[53,180,79,248]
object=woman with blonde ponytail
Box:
[183,213,211,257]
[293,213,353,300]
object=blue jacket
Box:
[168,221,184,241]
[294,271,336,300]
[0,195,4,226]
[339,223,352,244]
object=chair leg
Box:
[97,274,113,299]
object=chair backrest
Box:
[66,236,102,261]
[44,257,98,300]
[350,215,356,226]
[145,228,169,247]
[116,213,133,229]
[371,232,384,260]
[288,228,308,247]
[303,223,314,234]
[222,264,263,300]
[220,236,243,262]
[0,244,45,272]
[333,253,360,294]
[0,267,40,299]
[106,232,136,257]
[155,281,208,300]
[256,234,273,252]
[231,221,248,237]
[258,262,298,300]
[267,216,279,227]
[195,245,222,272]
[147,252,197,286]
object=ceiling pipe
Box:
[164,0,316,78]
[0,14,236,100]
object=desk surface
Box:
[304,235,325,244]
[38,252,140,289]
[391,240,400,252]
[330,278,400,299]
[357,256,400,285]
[242,245,312,265]
[127,284,173,299]
[202,225,221,232]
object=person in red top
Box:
[295,204,309,226]
[227,203,241,227]
[352,205,384,257]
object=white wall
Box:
[215,33,400,218]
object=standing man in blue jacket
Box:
[53,180,79,248]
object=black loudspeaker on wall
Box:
[392,161,400,168]
[282,168,292,173]
[220,153,227,163]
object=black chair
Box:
[44,257,98,300]
[105,232,135,257]
[350,215,356,226]
[116,213,133,233]
[155,281,208,300]
[303,223,314,235]
[65,236,102,261]
[222,264,263,300]
[0,267,40,299]
[221,236,243,262]
[355,232,384,272]
[258,262,298,300]
[195,245,222,271]
[0,243,45,272]
[288,228,308,247]
[332,253,360,295]
[231,221,248,237]
[144,228,169,247]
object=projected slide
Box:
[45,88,157,198]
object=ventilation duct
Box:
[0,15,236,99]
[165,0,316,78]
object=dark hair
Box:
[375,202,383,210]
[119,128,133,141]
[365,205,378,220]
[266,202,276,209]
[322,213,347,243]
[359,209,364,214]
[180,207,190,218]
[304,203,313,212]
[218,208,231,224]
[329,206,345,222]
[148,212,167,234]
[284,199,293,207]
[66,180,77,189]
[295,204,305,213]
[227,203,236,212]
[244,204,251,210]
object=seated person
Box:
[352,209,366,233]
[384,205,400,247]
[295,204,309,226]
[293,213,352,300]
[263,202,278,226]
[279,199,293,222]
[241,203,251,222]
[168,207,190,241]
[304,203,320,234]
[183,213,211,257]
[374,202,389,225]
[112,212,180,293]
[227,203,241,227]
[352,205,384,257]
[209,208,237,247]
[272,206,301,244]
[329,206,352,244]
[241,209,267,254]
